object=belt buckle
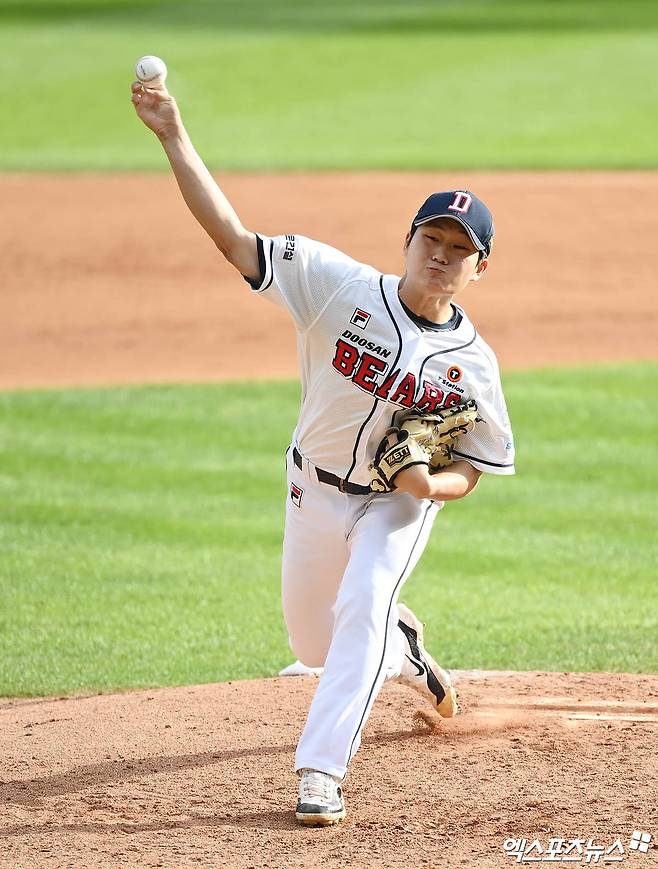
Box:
[338,478,347,493]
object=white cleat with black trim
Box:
[295,769,346,826]
[396,602,458,718]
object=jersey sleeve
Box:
[452,372,516,476]
[243,233,365,331]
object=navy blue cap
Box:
[413,190,494,256]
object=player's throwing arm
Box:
[131,56,259,283]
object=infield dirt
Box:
[2,672,657,868]
[2,171,657,388]
[1,172,657,867]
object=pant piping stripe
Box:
[345,497,374,542]
[345,502,434,768]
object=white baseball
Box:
[135,55,167,87]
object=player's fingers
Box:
[142,83,170,99]
[132,89,153,108]
[131,81,170,104]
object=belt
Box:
[292,447,371,496]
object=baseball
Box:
[135,55,167,87]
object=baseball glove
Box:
[369,400,480,493]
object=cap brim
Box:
[413,213,486,253]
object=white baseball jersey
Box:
[247,233,515,485]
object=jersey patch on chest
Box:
[446,365,462,383]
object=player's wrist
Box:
[156,112,186,146]
[427,468,473,501]
[394,464,432,500]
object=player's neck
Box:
[398,280,454,325]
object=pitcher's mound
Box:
[1,670,656,868]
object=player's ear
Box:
[471,256,488,282]
[403,231,412,253]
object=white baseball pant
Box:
[282,445,441,781]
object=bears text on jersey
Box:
[332,337,462,412]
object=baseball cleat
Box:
[295,769,346,826]
[396,602,458,718]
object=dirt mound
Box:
[2,671,656,868]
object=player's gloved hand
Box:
[369,428,431,493]
[370,400,481,493]
[392,399,478,445]
[428,442,455,472]
[392,399,480,473]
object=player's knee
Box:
[297,651,326,669]
[289,635,328,669]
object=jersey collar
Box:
[382,274,467,337]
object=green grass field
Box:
[1,363,656,697]
[2,0,656,698]
[1,0,657,169]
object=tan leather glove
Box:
[370,400,480,492]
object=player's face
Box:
[403,218,487,296]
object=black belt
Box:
[292,447,371,496]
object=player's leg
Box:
[294,492,441,781]
[281,450,350,668]
[282,451,353,826]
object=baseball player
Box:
[132,78,515,827]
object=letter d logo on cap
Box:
[448,192,472,214]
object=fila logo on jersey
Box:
[350,308,371,329]
[332,338,461,412]
[447,365,462,383]
[290,482,304,507]
[448,192,472,214]
[283,235,296,261]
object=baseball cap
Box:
[412,190,494,256]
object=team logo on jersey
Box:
[448,191,472,214]
[341,329,391,358]
[350,308,371,329]
[332,338,462,411]
[290,482,304,508]
[446,365,463,383]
